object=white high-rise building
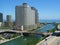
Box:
[15,3,38,30]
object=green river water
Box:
[0,24,55,45]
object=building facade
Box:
[5,15,12,27]
[31,7,38,24]
[15,3,38,30]
[0,13,3,22]
[0,13,3,27]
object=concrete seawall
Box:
[0,36,21,44]
[36,36,57,45]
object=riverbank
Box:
[0,36,21,44]
[36,36,57,45]
[29,24,46,33]
[0,24,55,45]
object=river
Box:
[0,24,55,45]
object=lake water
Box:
[0,24,55,45]
[40,20,60,23]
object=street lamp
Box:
[45,38,47,45]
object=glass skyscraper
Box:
[0,13,3,22]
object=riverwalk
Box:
[0,24,55,45]
[36,36,60,45]
[0,36,21,44]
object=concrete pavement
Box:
[36,36,60,45]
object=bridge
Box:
[23,32,52,36]
[0,29,52,36]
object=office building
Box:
[5,15,12,27]
[0,13,3,27]
[0,13,3,22]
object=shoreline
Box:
[36,35,58,45]
[36,36,52,45]
[33,24,47,32]
[0,36,21,44]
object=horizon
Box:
[0,0,60,21]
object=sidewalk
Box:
[36,36,57,45]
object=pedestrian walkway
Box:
[36,36,57,45]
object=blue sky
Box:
[0,0,60,21]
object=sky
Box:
[0,0,60,21]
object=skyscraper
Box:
[0,13,3,22]
[15,3,38,30]
[31,7,38,24]
[5,15,12,27]
[0,13,3,27]
[6,15,11,23]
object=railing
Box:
[0,30,52,35]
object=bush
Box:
[0,37,2,40]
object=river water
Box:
[0,24,55,45]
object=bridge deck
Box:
[0,30,52,35]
